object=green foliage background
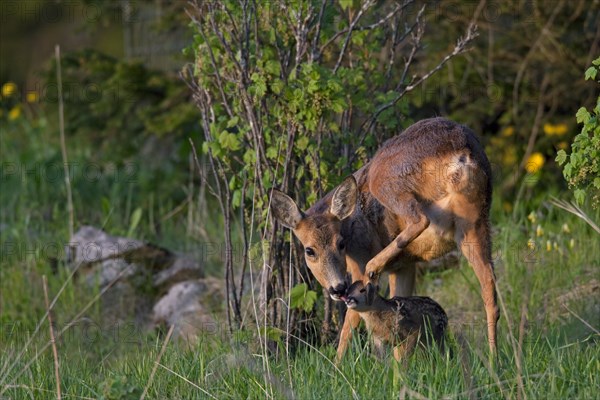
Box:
[1,1,599,398]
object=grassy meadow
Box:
[1,107,599,400]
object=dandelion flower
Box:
[569,239,575,249]
[561,223,570,234]
[546,240,552,252]
[554,123,567,136]
[527,239,535,250]
[8,106,21,120]
[525,152,545,174]
[536,225,544,237]
[26,91,38,103]
[501,126,515,137]
[2,81,17,97]
[544,123,568,137]
[553,242,559,251]
[527,212,537,224]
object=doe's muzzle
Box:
[328,282,347,300]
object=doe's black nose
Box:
[329,283,347,297]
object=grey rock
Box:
[153,255,204,288]
[66,225,173,270]
[152,279,223,343]
[65,226,215,339]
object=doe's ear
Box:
[330,176,358,220]
[270,189,304,229]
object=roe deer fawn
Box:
[271,117,498,361]
[342,280,447,361]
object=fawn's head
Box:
[270,176,358,300]
[342,280,376,312]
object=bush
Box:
[556,57,600,207]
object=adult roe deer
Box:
[270,117,498,361]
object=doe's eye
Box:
[305,247,316,257]
[338,241,345,251]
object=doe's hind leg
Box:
[457,218,499,353]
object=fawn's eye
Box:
[359,288,366,293]
[305,247,316,257]
[338,241,345,251]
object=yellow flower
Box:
[527,239,535,250]
[553,123,567,136]
[525,152,545,173]
[569,239,575,249]
[544,123,568,137]
[553,242,559,251]
[26,92,38,103]
[501,126,515,137]
[527,212,537,224]
[546,240,552,252]
[561,223,570,234]
[8,106,21,120]
[536,225,544,237]
[2,81,17,97]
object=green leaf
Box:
[574,189,586,205]
[232,189,242,208]
[229,175,237,191]
[271,78,284,95]
[265,60,281,76]
[226,116,239,128]
[576,107,591,124]
[127,207,143,237]
[339,0,353,11]
[251,72,267,97]
[296,136,310,151]
[555,150,567,165]
[289,283,317,312]
[259,326,283,344]
[219,131,241,151]
[331,98,346,113]
[584,66,598,81]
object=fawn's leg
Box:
[393,334,419,363]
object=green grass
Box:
[1,116,599,399]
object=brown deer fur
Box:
[342,280,448,361]
[271,117,498,361]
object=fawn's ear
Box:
[330,176,358,220]
[365,282,377,306]
[270,189,304,229]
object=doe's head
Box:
[270,176,358,300]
